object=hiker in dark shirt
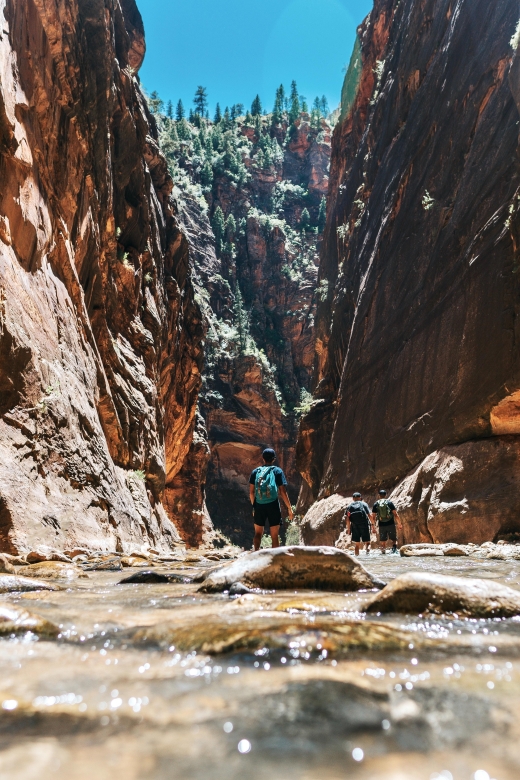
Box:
[345,492,375,556]
[249,448,294,551]
[371,489,402,554]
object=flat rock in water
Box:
[364,571,520,617]
[0,575,60,593]
[82,557,123,571]
[198,546,385,593]
[26,548,71,563]
[0,603,59,637]
[400,544,468,557]
[17,562,88,580]
[118,570,192,584]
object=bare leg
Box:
[270,525,280,549]
[354,542,360,556]
[253,524,264,552]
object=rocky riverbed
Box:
[0,549,518,779]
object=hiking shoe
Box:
[382,548,386,555]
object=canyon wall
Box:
[0,0,207,553]
[299,0,520,544]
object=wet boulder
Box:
[0,603,59,637]
[0,575,60,593]
[198,546,385,593]
[364,572,520,617]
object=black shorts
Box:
[379,523,397,542]
[351,523,370,543]
[253,500,282,530]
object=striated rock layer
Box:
[0,0,206,553]
[298,0,520,544]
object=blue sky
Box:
[137,0,373,117]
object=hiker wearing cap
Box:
[371,489,402,554]
[345,492,375,556]
[249,449,294,551]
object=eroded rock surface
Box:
[364,572,520,617]
[198,546,385,593]
[297,0,520,545]
[0,0,206,553]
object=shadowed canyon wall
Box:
[0,0,210,553]
[299,0,520,544]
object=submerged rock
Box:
[0,575,60,593]
[364,572,520,617]
[17,563,88,581]
[0,604,59,637]
[198,546,385,593]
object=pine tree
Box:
[289,80,300,123]
[214,103,222,123]
[223,106,231,128]
[251,94,262,116]
[300,207,311,231]
[201,160,213,189]
[194,86,208,117]
[272,85,283,124]
[211,206,225,253]
[189,109,195,123]
[234,103,244,117]
[300,96,308,113]
[245,111,253,125]
[148,91,164,115]
[225,213,236,241]
[166,100,173,119]
[318,196,327,232]
[176,99,185,121]
[193,135,203,157]
[320,95,329,116]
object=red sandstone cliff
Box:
[0,0,206,553]
[299,0,520,544]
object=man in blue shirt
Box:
[249,449,294,551]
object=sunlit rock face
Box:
[298,0,520,543]
[0,0,206,552]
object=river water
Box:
[0,553,519,780]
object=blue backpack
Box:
[255,466,279,504]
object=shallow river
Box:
[1,553,519,780]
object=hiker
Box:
[371,489,402,554]
[249,448,294,552]
[345,492,375,556]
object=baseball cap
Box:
[262,448,276,461]
[379,489,387,496]
[353,492,361,498]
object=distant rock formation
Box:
[298,0,520,544]
[159,110,331,546]
[0,0,208,552]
